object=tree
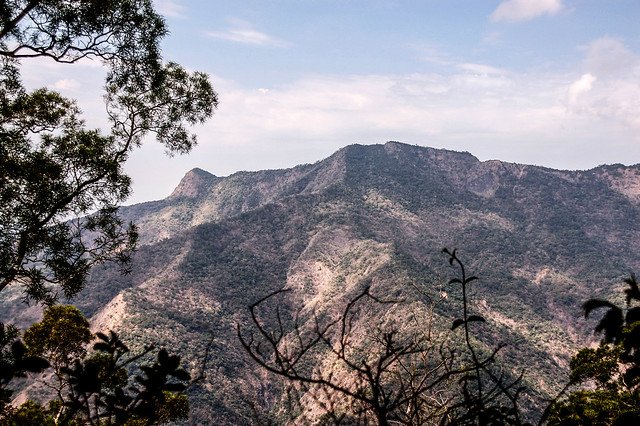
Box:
[23,305,93,370]
[2,400,55,425]
[0,0,218,304]
[22,304,93,410]
[544,275,640,425]
[58,333,191,425]
[239,249,529,425]
[2,305,192,425]
[0,1,216,422]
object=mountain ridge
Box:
[5,141,640,423]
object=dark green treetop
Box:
[0,0,218,304]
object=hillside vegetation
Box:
[7,142,635,423]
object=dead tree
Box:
[238,285,482,425]
[240,249,530,425]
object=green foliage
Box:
[546,275,640,424]
[58,332,191,425]
[1,306,191,425]
[2,400,55,426]
[0,2,212,423]
[156,391,190,424]
[0,3,214,418]
[568,344,622,389]
[0,0,217,304]
[0,82,139,303]
[23,305,93,370]
[547,390,639,426]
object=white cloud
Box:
[17,36,637,204]
[205,19,289,47]
[181,44,639,188]
[202,70,575,154]
[491,0,563,22]
[120,58,640,203]
[583,36,637,76]
[457,63,508,76]
[52,78,80,91]
[566,73,596,108]
[123,58,640,203]
[564,38,640,131]
[153,0,186,18]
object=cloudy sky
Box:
[23,0,640,203]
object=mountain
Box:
[6,142,640,423]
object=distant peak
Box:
[169,167,218,199]
[188,167,216,178]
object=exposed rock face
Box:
[5,142,640,423]
[169,167,219,199]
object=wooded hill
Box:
[5,141,639,423]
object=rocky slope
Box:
[7,141,640,423]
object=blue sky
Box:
[23,1,640,203]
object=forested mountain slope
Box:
[5,141,640,423]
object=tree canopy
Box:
[0,0,218,304]
[0,2,215,422]
[2,306,191,425]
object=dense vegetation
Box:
[0,0,216,305]
[1,1,640,425]
[0,1,215,424]
[56,144,640,423]
[2,305,191,424]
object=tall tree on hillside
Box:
[0,2,217,421]
[0,0,218,305]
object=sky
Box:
[21,0,640,204]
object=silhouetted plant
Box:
[0,322,49,412]
[239,284,472,425]
[240,249,530,425]
[544,275,640,425]
[1,306,191,425]
[57,331,191,425]
[441,248,527,426]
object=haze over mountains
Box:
[5,141,640,423]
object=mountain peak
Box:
[169,168,218,199]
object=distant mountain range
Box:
[6,141,640,423]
